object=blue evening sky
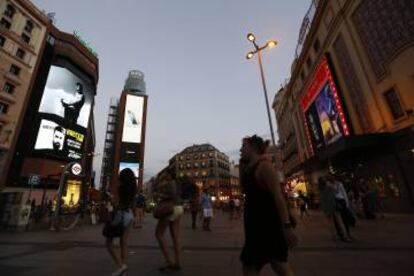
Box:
[32,0,310,183]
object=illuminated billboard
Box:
[119,94,145,179]
[34,119,84,160]
[122,95,144,143]
[38,66,93,128]
[301,57,350,153]
[119,162,140,178]
[33,62,94,161]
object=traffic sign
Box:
[71,163,82,176]
[28,175,41,186]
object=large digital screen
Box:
[119,162,140,178]
[34,119,84,160]
[33,63,94,162]
[122,95,144,143]
[38,66,93,128]
[301,57,350,151]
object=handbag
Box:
[102,210,124,238]
[153,200,174,219]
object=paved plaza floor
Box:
[0,210,413,275]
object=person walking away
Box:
[327,175,353,242]
[240,135,298,276]
[105,168,137,276]
[134,191,146,228]
[154,170,184,271]
[200,188,213,231]
[297,191,309,220]
[229,198,235,220]
[189,192,200,229]
[318,177,347,241]
[234,197,241,219]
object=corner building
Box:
[0,0,48,187]
[2,1,99,206]
[274,0,414,211]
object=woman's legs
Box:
[155,219,172,265]
[120,224,131,265]
[169,217,182,267]
[106,238,122,267]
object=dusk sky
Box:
[32,0,310,183]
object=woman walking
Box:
[200,188,213,231]
[105,168,137,276]
[154,170,184,271]
[240,135,298,276]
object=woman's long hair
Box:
[119,168,137,205]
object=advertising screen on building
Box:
[34,119,84,160]
[301,57,350,152]
[119,162,140,178]
[122,95,144,143]
[38,65,93,128]
[33,62,93,161]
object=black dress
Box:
[240,160,288,269]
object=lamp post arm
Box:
[256,50,277,147]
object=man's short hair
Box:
[54,126,64,133]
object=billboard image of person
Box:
[60,82,85,125]
[34,119,83,160]
[314,83,343,144]
[38,66,93,128]
[35,120,66,152]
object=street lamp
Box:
[245,32,278,147]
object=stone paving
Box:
[0,210,413,275]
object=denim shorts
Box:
[111,209,134,227]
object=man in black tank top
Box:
[239,135,298,276]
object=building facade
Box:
[0,0,48,187]
[274,0,414,211]
[1,0,99,209]
[100,97,119,190]
[107,70,148,194]
[169,144,231,198]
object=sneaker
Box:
[112,264,127,276]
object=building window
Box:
[201,153,206,158]
[3,82,15,94]
[9,64,20,76]
[208,152,214,157]
[16,48,25,59]
[0,35,5,47]
[384,88,405,119]
[186,163,191,169]
[0,18,11,29]
[21,33,31,44]
[0,102,9,114]
[4,5,16,19]
[24,20,34,34]
[201,161,206,168]
[194,162,199,168]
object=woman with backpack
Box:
[104,168,137,276]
